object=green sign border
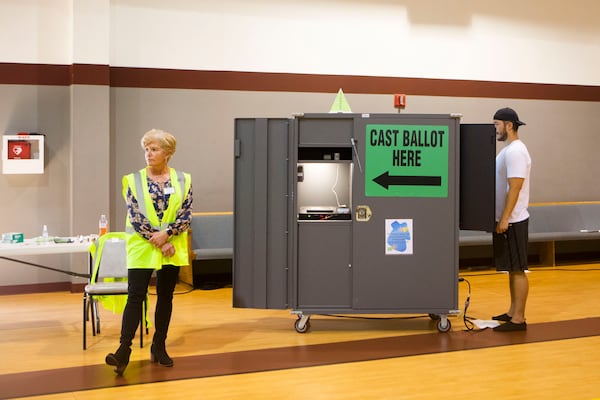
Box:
[365,124,449,197]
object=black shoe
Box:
[492,313,512,322]
[493,321,527,332]
[105,345,131,375]
[150,344,174,367]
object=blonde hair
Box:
[141,129,177,158]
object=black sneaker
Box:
[492,313,512,322]
[493,321,527,332]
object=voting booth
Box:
[233,113,494,333]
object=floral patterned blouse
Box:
[126,176,193,240]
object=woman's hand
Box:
[160,242,176,257]
[149,230,170,248]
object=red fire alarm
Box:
[394,94,407,109]
[8,141,31,159]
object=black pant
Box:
[120,265,179,347]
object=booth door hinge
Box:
[234,139,241,158]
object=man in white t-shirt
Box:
[491,107,531,332]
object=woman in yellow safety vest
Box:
[106,129,192,375]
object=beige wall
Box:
[110,88,600,229]
[0,85,78,286]
[2,84,600,288]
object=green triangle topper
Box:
[329,88,352,113]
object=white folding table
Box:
[0,238,93,278]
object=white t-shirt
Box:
[495,139,531,223]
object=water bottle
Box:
[40,224,50,244]
[99,214,108,236]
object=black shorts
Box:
[492,218,529,272]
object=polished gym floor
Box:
[1,266,599,399]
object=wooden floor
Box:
[1,265,599,399]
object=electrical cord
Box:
[314,265,599,330]
[147,278,196,296]
[331,164,342,207]
[530,266,600,272]
[0,256,196,294]
[460,267,600,277]
[458,264,600,331]
[458,277,475,330]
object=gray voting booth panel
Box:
[234,114,495,331]
[294,115,355,312]
[459,124,496,232]
[233,118,292,309]
[349,114,460,314]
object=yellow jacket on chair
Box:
[88,232,128,315]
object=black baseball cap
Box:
[493,107,526,126]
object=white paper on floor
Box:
[472,319,501,329]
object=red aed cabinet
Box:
[7,141,31,159]
[2,134,44,174]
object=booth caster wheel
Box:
[437,317,451,333]
[294,315,311,333]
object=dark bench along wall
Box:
[188,204,600,283]
[188,212,234,288]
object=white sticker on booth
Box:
[385,219,413,255]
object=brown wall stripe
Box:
[1,62,599,101]
[70,64,110,85]
[0,63,70,86]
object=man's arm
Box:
[497,177,524,234]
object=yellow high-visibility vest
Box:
[122,167,191,269]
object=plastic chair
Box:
[83,232,148,350]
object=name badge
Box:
[164,186,175,195]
